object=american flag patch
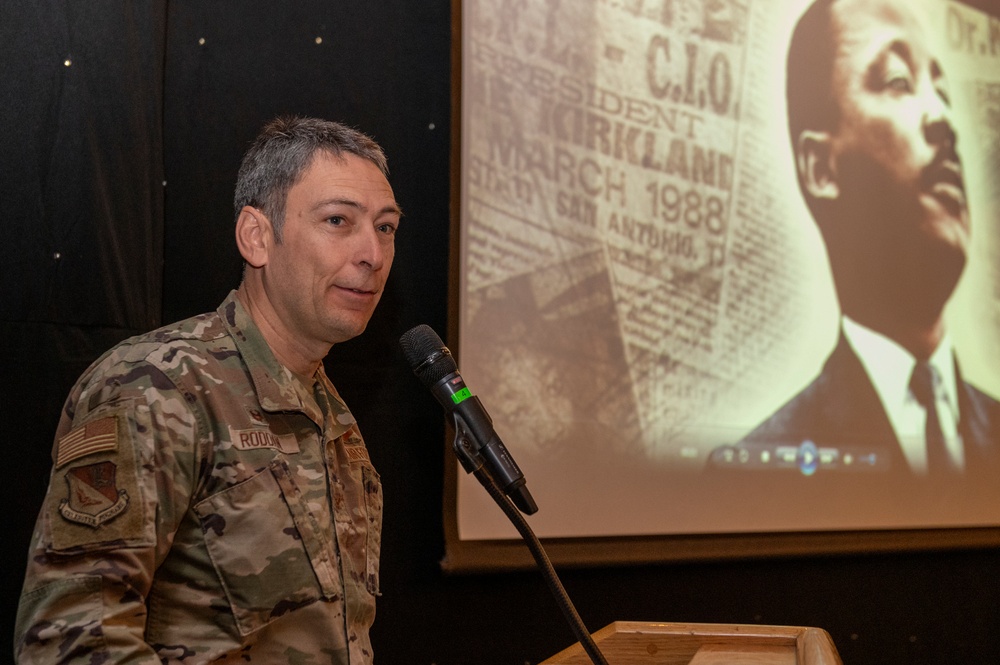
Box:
[56,416,119,468]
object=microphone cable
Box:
[467,453,609,665]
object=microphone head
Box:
[398,324,458,385]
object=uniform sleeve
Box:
[14,357,200,664]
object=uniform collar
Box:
[216,290,326,425]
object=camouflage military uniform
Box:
[15,291,383,664]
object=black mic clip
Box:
[450,412,486,475]
[448,410,538,515]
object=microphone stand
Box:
[451,417,610,665]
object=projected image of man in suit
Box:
[714,0,1000,477]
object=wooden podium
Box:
[541,621,843,664]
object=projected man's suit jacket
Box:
[730,333,1000,478]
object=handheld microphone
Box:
[399,324,538,515]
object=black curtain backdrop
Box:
[2,2,999,664]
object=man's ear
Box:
[796,130,839,201]
[235,206,273,268]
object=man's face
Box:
[262,150,400,348]
[826,0,969,272]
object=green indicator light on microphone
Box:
[451,387,472,404]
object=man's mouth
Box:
[923,154,966,218]
[337,284,378,296]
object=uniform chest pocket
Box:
[193,458,342,636]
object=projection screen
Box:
[450,0,1000,570]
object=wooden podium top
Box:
[541,621,843,665]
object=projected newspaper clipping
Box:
[456,0,1000,546]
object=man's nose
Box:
[356,225,387,271]
[923,85,957,150]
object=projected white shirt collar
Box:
[841,316,964,474]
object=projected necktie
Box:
[908,362,954,475]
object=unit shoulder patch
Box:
[48,408,152,551]
[58,461,130,527]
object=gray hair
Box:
[233,116,389,241]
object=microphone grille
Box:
[398,324,458,384]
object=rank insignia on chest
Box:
[244,405,268,426]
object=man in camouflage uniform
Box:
[15,116,401,663]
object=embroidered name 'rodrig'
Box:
[228,426,300,454]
